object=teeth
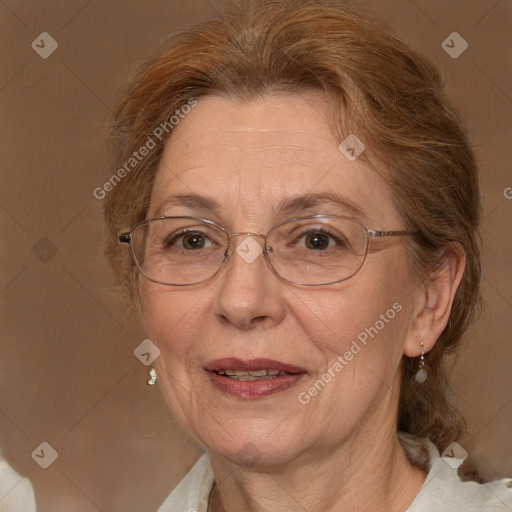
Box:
[215,369,292,380]
[248,370,268,377]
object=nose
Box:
[212,234,286,330]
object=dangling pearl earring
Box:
[147,368,157,386]
[415,341,427,384]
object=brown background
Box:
[0,0,511,510]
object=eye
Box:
[299,229,344,251]
[303,231,331,250]
[164,230,215,250]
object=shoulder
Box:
[407,438,512,512]
[156,453,214,512]
[0,457,36,512]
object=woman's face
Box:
[141,92,419,466]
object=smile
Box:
[206,358,306,398]
[216,369,289,380]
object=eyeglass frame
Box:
[118,214,418,287]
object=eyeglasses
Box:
[118,215,417,286]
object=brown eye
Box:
[163,230,214,250]
[182,233,207,250]
[304,232,331,250]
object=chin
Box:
[204,427,306,470]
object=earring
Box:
[147,368,157,386]
[415,341,427,384]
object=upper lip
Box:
[205,358,306,374]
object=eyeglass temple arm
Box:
[368,230,418,237]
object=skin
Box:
[139,91,465,512]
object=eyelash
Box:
[162,229,217,248]
[295,227,345,243]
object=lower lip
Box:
[207,371,305,399]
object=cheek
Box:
[139,283,216,434]
[295,255,411,367]
[140,283,211,358]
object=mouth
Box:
[205,358,306,398]
[215,369,291,381]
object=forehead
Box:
[149,92,401,227]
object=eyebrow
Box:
[152,194,221,218]
[151,192,367,222]
[275,192,367,221]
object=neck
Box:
[209,432,426,512]
[208,404,428,512]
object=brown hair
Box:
[104,0,482,455]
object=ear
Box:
[403,243,466,357]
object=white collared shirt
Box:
[157,439,512,511]
[0,458,36,512]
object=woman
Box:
[104,1,511,510]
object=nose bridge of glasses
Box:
[226,232,270,262]
[227,231,268,250]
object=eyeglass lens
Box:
[130,217,368,285]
